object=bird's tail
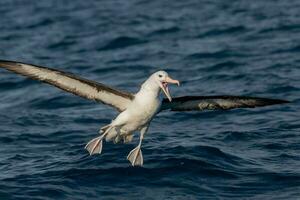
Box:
[103,125,119,142]
[102,124,134,144]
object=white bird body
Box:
[112,74,164,130]
[85,72,176,166]
[122,78,163,127]
[105,93,160,137]
[103,86,161,144]
[0,60,288,166]
[113,90,161,132]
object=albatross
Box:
[0,60,289,166]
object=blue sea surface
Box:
[0,0,299,199]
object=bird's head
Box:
[148,70,180,102]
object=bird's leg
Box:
[112,127,122,144]
[123,134,134,143]
[85,125,114,155]
[127,126,148,166]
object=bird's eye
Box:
[158,74,163,78]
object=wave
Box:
[97,36,146,51]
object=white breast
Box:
[111,76,163,132]
[129,90,161,123]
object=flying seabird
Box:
[0,60,289,166]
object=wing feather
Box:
[160,95,289,112]
[0,60,134,112]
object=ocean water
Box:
[0,0,299,199]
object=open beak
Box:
[160,76,180,102]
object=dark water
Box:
[0,0,299,199]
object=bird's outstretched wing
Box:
[160,95,289,112]
[0,60,134,112]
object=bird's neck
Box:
[136,78,161,100]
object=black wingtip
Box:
[268,99,291,104]
[263,98,290,105]
[0,60,23,68]
[0,59,17,64]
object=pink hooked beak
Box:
[160,76,180,102]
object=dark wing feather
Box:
[160,95,289,112]
[0,60,134,112]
